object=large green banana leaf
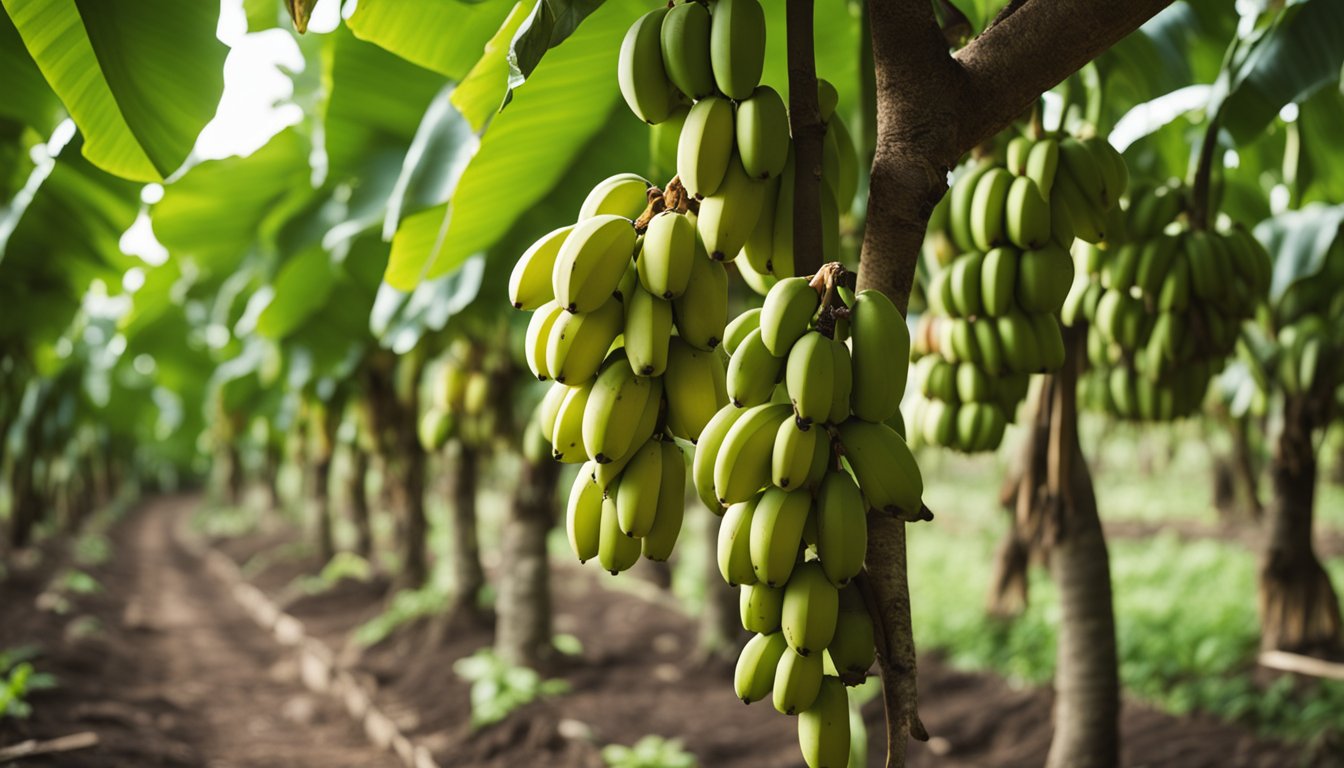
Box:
[347,0,515,80]
[2,0,227,181]
[1253,203,1344,300]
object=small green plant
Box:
[73,532,112,566]
[353,586,448,647]
[193,504,259,538]
[0,647,57,719]
[452,648,569,728]
[290,552,373,595]
[601,735,697,768]
[56,569,102,595]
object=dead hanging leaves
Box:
[286,0,321,34]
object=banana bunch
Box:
[511,172,737,574]
[1263,239,1344,397]
[1064,179,1272,421]
[905,132,1127,451]
[698,268,921,768]
[419,346,495,451]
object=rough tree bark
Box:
[1212,412,1263,522]
[1259,392,1343,653]
[448,442,487,622]
[8,456,37,549]
[851,2,1171,762]
[347,447,374,559]
[495,457,561,668]
[986,386,1049,618]
[264,440,284,512]
[399,435,430,589]
[312,454,335,564]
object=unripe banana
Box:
[1058,137,1108,210]
[1082,136,1127,205]
[624,286,673,376]
[1005,175,1051,250]
[709,0,765,100]
[970,167,1014,252]
[718,496,760,586]
[510,226,570,310]
[741,176,779,274]
[847,289,910,423]
[546,297,623,386]
[618,8,675,125]
[1031,313,1065,371]
[693,403,748,510]
[598,491,641,574]
[616,439,663,537]
[826,337,853,425]
[949,251,985,317]
[566,463,603,562]
[698,153,767,261]
[826,593,875,680]
[642,440,686,561]
[660,1,715,99]
[997,311,1042,374]
[797,676,850,768]
[749,486,812,587]
[728,327,785,407]
[677,96,735,198]
[774,647,824,716]
[949,163,992,253]
[638,210,695,299]
[583,351,658,464]
[418,408,451,452]
[955,362,991,403]
[786,332,836,425]
[741,582,785,634]
[770,150,798,277]
[525,300,566,380]
[828,116,859,213]
[815,471,866,587]
[760,277,821,356]
[663,337,729,442]
[723,307,763,357]
[736,86,789,180]
[1023,138,1060,199]
[714,403,793,505]
[672,246,728,349]
[781,561,839,656]
[817,79,839,123]
[772,419,828,490]
[537,382,568,441]
[1051,171,1105,244]
[836,420,923,519]
[580,173,651,221]
[1016,244,1074,314]
[552,214,637,314]
[551,382,594,463]
[735,631,788,704]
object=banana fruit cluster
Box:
[618,0,857,299]
[1064,179,1272,421]
[907,132,1127,451]
[418,344,492,452]
[697,272,920,768]
[509,172,735,572]
[1263,238,1344,398]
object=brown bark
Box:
[8,456,36,549]
[787,0,824,278]
[495,457,561,669]
[264,441,283,512]
[448,443,486,621]
[225,443,244,506]
[398,440,429,590]
[1214,414,1263,521]
[1259,393,1343,654]
[313,456,335,564]
[348,448,374,559]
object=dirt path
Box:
[2,496,400,768]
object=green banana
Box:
[970,167,1014,252]
[735,631,788,704]
[718,496,760,586]
[623,286,673,376]
[551,381,593,463]
[772,419,828,490]
[1023,138,1060,199]
[949,251,985,317]
[1006,135,1032,175]
[566,463,603,562]
[786,331,836,425]
[671,246,729,349]
[1005,175,1051,250]
[582,350,658,464]
[955,362,991,402]
[677,95,735,198]
[709,0,765,100]
[816,79,839,123]
[760,277,821,356]
[616,439,662,537]
[552,214,637,314]
[660,1,715,99]
[979,246,1019,318]
[1015,244,1074,314]
[698,153,767,261]
[598,491,641,574]
[826,339,853,425]
[848,289,909,423]
[1031,313,1065,371]
[537,382,568,441]
[826,591,875,680]
[525,300,566,380]
[741,582,785,634]
[664,337,729,441]
[949,163,992,253]
[997,311,1042,374]
[618,7,675,125]
[510,226,570,310]
[638,210,696,299]
[642,441,687,560]
[836,419,923,519]
[828,116,859,212]
[736,85,790,179]
[773,647,824,716]
[723,307,763,356]
[749,486,812,587]
[728,327,785,408]
[692,403,748,510]
[579,173,651,220]
[797,676,850,768]
[714,403,794,505]
[1051,170,1105,244]
[545,296,624,386]
[741,176,779,273]
[1058,137,1108,210]
[770,150,797,277]
[815,471,866,587]
[781,561,839,656]
[972,316,1006,376]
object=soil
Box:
[1,495,1332,767]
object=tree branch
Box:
[954,0,1174,152]
[787,0,824,278]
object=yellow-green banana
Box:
[772,419,828,491]
[1005,175,1051,250]
[677,95,735,198]
[616,439,662,537]
[618,8,675,125]
[552,214,637,314]
[623,286,673,377]
[1023,138,1059,199]
[566,463,603,562]
[638,210,695,299]
[736,85,789,179]
[715,403,793,505]
[735,631,787,704]
[723,307,763,356]
[718,496,760,586]
[836,420,923,518]
[797,677,850,768]
[510,226,570,310]
[709,0,765,100]
[848,289,909,423]
[698,153,767,261]
[781,561,839,656]
[641,441,686,560]
[551,382,593,463]
[663,337,728,442]
[671,247,728,349]
[545,297,624,385]
[525,300,565,380]
[741,582,785,634]
[760,277,821,356]
[582,351,658,464]
[786,331,836,425]
[970,167,1014,252]
[693,403,748,510]
[949,251,985,317]
[749,486,812,587]
[728,327,785,407]
[660,1,714,99]
[815,471,865,587]
[598,491,641,574]
[579,173,650,220]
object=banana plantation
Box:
[3,0,1344,766]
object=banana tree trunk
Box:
[8,456,36,549]
[1259,393,1343,653]
[399,439,429,589]
[495,457,560,668]
[348,448,374,559]
[226,443,244,506]
[1213,413,1262,522]
[313,456,335,564]
[449,443,486,621]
